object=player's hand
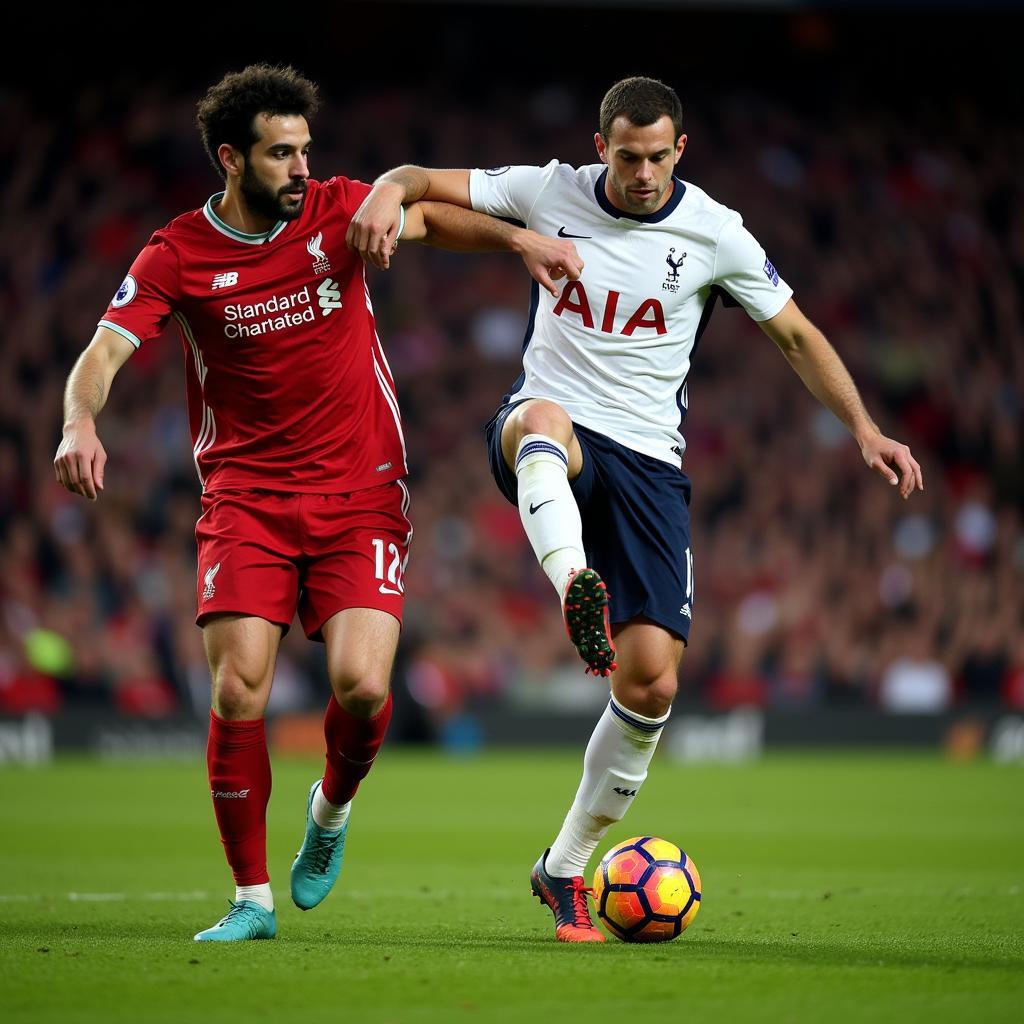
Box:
[860,432,923,499]
[346,182,405,271]
[513,230,584,297]
[54,419,107,501]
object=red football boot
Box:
[530,849,605,943]
[563,568,618,677]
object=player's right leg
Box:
[194,613,282,942]
[192,490,301,941]
[495,400,616,675]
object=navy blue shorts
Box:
[484,402,695,642]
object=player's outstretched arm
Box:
[54,326,135,501]
[759,299,924,499]
[347,167,474,270]
[400,202,583,297]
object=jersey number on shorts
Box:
[372,538,406,596]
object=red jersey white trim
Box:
[99,178,407,494]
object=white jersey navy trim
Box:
[470,161,793,464]
[593,167,686,223]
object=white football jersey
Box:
[470,161,793,464]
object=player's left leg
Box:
[321,607,397,806]
[533,620,681,941]
[551,621,681,884]
[290,484,409,910]
[531,430,693,940]
[291,608,398,910]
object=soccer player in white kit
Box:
[349,77,924,942]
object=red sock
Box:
[206,710,272,886]
[321,692,393,805]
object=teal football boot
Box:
[290,779,348,910]
[193,900,276,942]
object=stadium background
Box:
[1,1,1022,757]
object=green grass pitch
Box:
[1,750,1022,1023]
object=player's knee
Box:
[332,673,390,718]
[616,672,677,720]
[649,674,679,709]
[211,669,267,719]
[507,400,573,449]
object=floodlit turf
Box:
[1,750,1022,1023]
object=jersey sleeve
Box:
[320,174,405,237]
[468,162,555,224]
[98,236,179,348]
[712,214,793,322]
[320,176,373,216]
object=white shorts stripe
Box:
[396,478,413,547]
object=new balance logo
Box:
[211,789,250,799]
[613,786,638,797]
[202,562,221,601]
[212,272,239,290]
[317,278,342,316]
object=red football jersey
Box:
[99,177,406,494]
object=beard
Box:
[240,165,307,222]
[609,175,667,214]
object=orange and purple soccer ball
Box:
[593,836,701,942]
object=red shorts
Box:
[194,481,412,640]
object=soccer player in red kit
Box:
[53,65,583,942]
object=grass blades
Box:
[1,751,1022,1023]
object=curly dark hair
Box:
[599,77,683,142]
[196,64,320,178]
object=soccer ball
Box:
[592,836,701,942]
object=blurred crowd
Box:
[0,76,1021,726]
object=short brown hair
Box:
[196,64,320,178]
[599,77,683,141]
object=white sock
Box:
[546,695,670,878]
[312,780,351,831]
[235,883,273,912]
[514,434,586,597]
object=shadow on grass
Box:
[4,920,1021,976]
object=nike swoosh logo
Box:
[529,500,555,515]
[557,227,592,239]
[378,584,403,596]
